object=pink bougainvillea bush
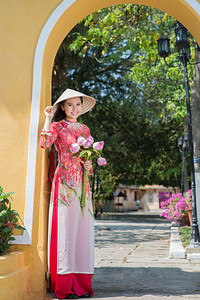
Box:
[159,190,192,224]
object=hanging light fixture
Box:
[157,36,170,58]
[174,21,188,48]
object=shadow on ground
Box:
[92,266,200,298]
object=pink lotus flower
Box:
[93,141,104,150]
[77,136,86,146]
[82,139,92,149]
[70,143,80,153]
[97,157,107,166]
[87,135,94,143]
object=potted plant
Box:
[0,186,25,254]
[160,189,192,225]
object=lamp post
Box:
[177,133,188,194]
[157,21,200,246]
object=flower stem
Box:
[81,168,87,208]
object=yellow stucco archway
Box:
[1,1,200,299]
[36,0,200,249]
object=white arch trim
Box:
[11,0,200,244]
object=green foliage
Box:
[179,227,191,247]
[83,96,183,188]
[0,186,25,254]
[93,166,118,207]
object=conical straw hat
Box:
[53,88,96,115]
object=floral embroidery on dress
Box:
[59,178,81,207]
[40,120,92,210]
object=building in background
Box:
[113,184,176,212]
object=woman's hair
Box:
[52,97,83,123]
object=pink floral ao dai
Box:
[40,119,94,276]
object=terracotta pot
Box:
[180,214,190,226]
[188,202,192,226]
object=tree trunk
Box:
[191,43,200,226]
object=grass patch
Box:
[179,227,191,247]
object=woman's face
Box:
[61,97,82,122]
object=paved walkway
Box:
[48,213,200,299]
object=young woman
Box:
[40,89,96,299]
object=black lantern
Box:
[177,137,183,149]
[178,43,191,62]
[174,21,188,48]
[174,21,191,62]
[157,36,170,58]
[177,133,188,152]
[184,132,189,142]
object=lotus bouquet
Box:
[70,135,107,208]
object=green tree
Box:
[52,4,195,191]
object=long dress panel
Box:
[40,120,94,275]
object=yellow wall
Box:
[1,0,200,299]
[0,0,62,220]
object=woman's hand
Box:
[44,106,54,119]
[42,106,54,131]
[84,160,92,172]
